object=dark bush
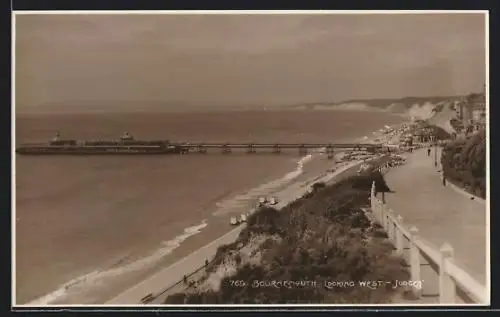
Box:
[245,206,286,236]
[311,181,326,192]
[207,240,241,271]
[441,130,486,198]
[164,292,187,304]
[351,170,391,193]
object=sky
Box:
[15,12,486,111]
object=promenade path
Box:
[383,148,487,294]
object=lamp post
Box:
[433,135,438,168]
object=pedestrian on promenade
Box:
[205,259,209,267]
[427,148,431,156]
[183,275,187,285]
[442,176,446,187]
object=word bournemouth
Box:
[228,279,423,290]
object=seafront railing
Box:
[139,262,209,304]
[370,182,488,304]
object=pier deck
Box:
[16,141,386,157]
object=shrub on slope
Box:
[441,130,486,198]
[165,170,407,304]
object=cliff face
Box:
[287,96,462,120]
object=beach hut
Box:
[240,214,247,223]
[230,217,238,226]
[269,196,278,205]
[257,197,267,207]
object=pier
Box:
[16,139,386,158]
[171,142,383,158]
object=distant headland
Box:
[16,95,464,116]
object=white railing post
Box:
[384,205,391,234]
[375,199,380,224]
[379,203,384,229]
[409,226,422,298]
[439,243,456,303]
[370,181,377,220]
[390,210,397,243]
[395,215,404,253]
[375,201,381,225]
[381,203,387,231]
[387,209,394,241]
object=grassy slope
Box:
[164,167,410,304]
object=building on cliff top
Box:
[457,86,486,132]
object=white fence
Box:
[370,182,488,304]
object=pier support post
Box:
[327,145,334,160]
[197,145,207,154]
[409,226,422,299]
[299,144,307,155]
[181,146,190,155]
[247,144,256,154]
[222,144,231,154]
[395,215,405,254]
[273,144,281,154]
[439,243,456,303]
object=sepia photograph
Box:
[13,10,489,307]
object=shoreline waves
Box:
[25,151,332,305]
